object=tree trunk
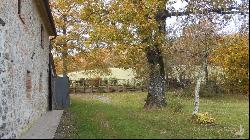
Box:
[62,50,68,76]
[144,45,166,108]
[204,52,209,87]
[193,63,206,115]
[144,8,167,108]
[62,15,68,77]
[205,63,208,86]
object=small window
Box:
[39,73,43,92]
[0,26,6,50]
[26,70,32,99]
[41,24,44,48]
[18,0,21,15]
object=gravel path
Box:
[54,109,77,139]
[20,110,64,139]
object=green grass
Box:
[67,92,249,139]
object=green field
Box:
[61,92,249,139]
[65,68,135,81]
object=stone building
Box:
[0,0,57,138]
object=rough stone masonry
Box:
[0,0,56,138]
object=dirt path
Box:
[95,95,112,104]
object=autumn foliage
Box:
[210,33,249,95]
[54,48,112,75]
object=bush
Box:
[191,112,215,125]
[168,98,184,113]
[175,81,224,98]
[210,33,249,95]
[109,77,118,85]
[174,84,195,97]
[200,80,224,97]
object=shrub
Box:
[168,98,184,113]
[210,33,249,95]
[176,84,195,97]
[191,112,215,125]
[199,80,224,97]
[109,77,118,85]
[176,81,224,98]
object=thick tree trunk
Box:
[144,8,167,108]
[144,45,166,108]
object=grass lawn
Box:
[61,92,249,139]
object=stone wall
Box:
[0,0,51,138]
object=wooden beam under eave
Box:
[34,0,56,36]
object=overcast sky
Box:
[165,0,249,36]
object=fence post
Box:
[98,79,101,93]
[127,80,129,92]
[122,80,125,92]
[83,79,86,93]
[91,79,93,93]
[141,81,143,92]
[116,80,118,92]
[133,79,136,91]
[107,79,109,93]
[74,81,76,94]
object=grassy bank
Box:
[61,92,249,139]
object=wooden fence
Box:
[69,78,192,94]
[69,78,148,94]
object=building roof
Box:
[35,0,57,36]
[43,0,57,36]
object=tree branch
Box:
[156,7,249,21]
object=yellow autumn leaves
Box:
[210,33,249,95]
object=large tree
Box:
[51,0,90,76]
[80,0,168,108]
[78,0,248,108]
[51,0,248,109]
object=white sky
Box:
[165,0,248,36]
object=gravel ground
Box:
[54,110,77,139]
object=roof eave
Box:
[43,0,57,37]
